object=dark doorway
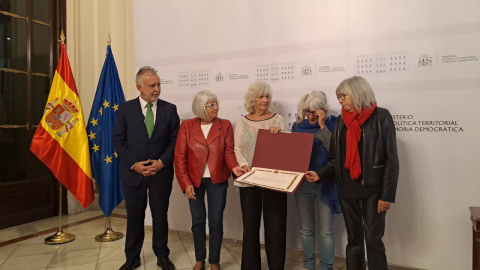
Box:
[0,0,67,229]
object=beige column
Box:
[66,0,137,214]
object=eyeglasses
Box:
[205,101,220,109]
[337,93,349,100]
[303,109,315,116]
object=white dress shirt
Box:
[139,98,157,123]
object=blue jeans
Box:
[189,178,228,264]
[294,181,335,270]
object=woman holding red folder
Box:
[234,81,286,270]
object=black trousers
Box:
[122,177,172,262]
[340,194,388,270]
[240,186,287,270]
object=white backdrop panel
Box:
[133,1,480,269]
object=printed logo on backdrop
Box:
[256,63,295,83]
[355,52,408,75]
[178,73,190,87]
[418,54,433,67]
[198,72,209,87]
[215,72,224,83]
[392,114,463,133]
[301,65,312,76]
[178,70,210,87]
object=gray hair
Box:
[192,90,218,120]
[336,76,376,112]
[295,91,330,124]
[136,66,158,86]
[244,81,272,114]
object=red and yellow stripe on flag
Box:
[30,44,94,208]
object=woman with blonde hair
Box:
[234,81,286,270]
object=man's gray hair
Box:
[295,91,331,124]
[336,76,377,112]
[192,90,217,120]
[136,66,158,86]
[244,81,272,114]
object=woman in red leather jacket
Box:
[174,90,246,270]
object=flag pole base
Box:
[95,227,124,242]
[44,230,76,245]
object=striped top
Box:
[234,113,286,187]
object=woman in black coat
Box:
[305,76,399,270]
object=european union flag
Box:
[86,45,125,217]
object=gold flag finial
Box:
[60,30,65,44]
[107,33,111,45]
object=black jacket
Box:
[112,98,180,188]
[317,107,399,203]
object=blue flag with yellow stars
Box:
[86,45,126,217]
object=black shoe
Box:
[157,257,175,270]
[119,260,141,270]
[193,260,205,270]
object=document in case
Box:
[235,129,314,193]
[235,167,305,193]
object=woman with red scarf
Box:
[305,76,399,270]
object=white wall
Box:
[66,1,480,269]
[132,1,480,270]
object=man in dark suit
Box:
[113,66,180,270]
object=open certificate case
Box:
[235,129,313,193]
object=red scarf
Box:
[342,104,377,179]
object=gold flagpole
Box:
[94,33,123,242]
[45,182,76,244]
[95,216,123,242]
[44,31,75,245]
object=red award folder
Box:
[235,129,314,193]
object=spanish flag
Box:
[30,43,94,208]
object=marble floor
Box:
[0,210,412,270]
